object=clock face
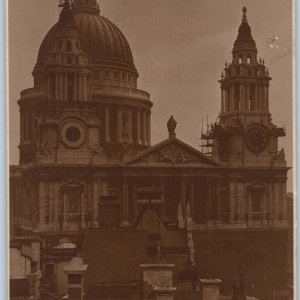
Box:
[244,126,269,153]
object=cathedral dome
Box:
[35,0,134,69]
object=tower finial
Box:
[242,6,247,22]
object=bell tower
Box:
[203,7,285,165]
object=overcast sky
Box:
[8,0,293,191]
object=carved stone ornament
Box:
[39,141,51,156]
[91,145,104,157]
[154,144,199,164]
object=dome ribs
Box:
[34,5,135,70]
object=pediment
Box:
[125,137,220,167]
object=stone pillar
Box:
[59,72,63,100]
[93,180,99,228]
[239,84,243,110]
[78,74,83,100]
[132,179,138,217]
[127,109,133,142]
[282,178,287,221]
[39,182,46,228]
[83,73,87,101]
[207,179,212,220]
[238,182,245,222]
[147,111,151,145]
[274,180,280,223]
[136,109,141,144]
[189,179,195,218]
[105,106,110,143]
[255,85,258,110]
[55,73,59,100]
[46,74,51,100]
[63,73,67,101]
[181,179,186,215]
[221,88,224,112]
[74,74,78,101]
[229,182,235,222]
[225,88,229,112]
[121,178,129,227]
[199,279,222,300]
[246,85,249,110]
[266,85,269,111]
[117,107,122,142]
[230,85,234,112]
[142,110,147,145]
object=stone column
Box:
[207,179,212,220]
[274,180,280,224]
[78,73,83,100]
[142,110,147,145]
[221,88,224,113]
[55,73,59,100]
[238,182,245,221]
[121,178,129,227]
[117,107,122,142]
[282,178,287,221]
[64,73,68,101]
[246,85,250,110]
[181,179,186,220]
[229,182,235,222]
[239,84,243,110]
[39,182,46,228]
[266,85,269,111]
[136,109,141,144]
[230,85,234,112]
[146,111,151,145]
[255,85,258,110]
[225,88,229,112]
[83,73,87,101]
[133,179,138,217]
[74,74,78,101]
[128,109,133,142]
[46,74,51,100]
[190,178,195,218]
[59,72,63,100]
[105,106,110,143]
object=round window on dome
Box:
[60,121,86,148]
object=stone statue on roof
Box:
[167,115,177,138]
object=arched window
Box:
[247,55,251,64]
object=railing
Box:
[92,85,151,101]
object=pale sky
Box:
[8,0,293,191]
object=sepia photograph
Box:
[8,0,294,299]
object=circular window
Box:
[60,121,86,148]
[66,127,81,142]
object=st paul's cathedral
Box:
[10,1,290,299]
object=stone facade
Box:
[10,2,290,299]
